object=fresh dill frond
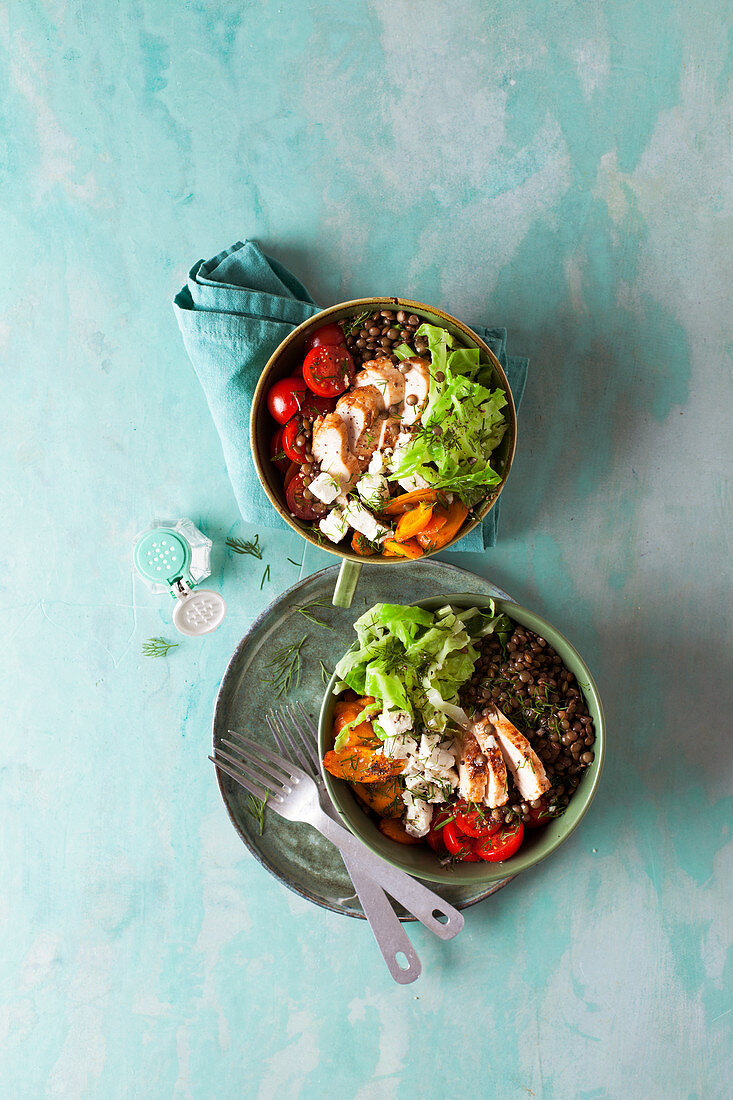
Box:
[295,597,334,630]
[260,564,271,589]
[226,533,263,559]
[319,660,331,685]
[259,635,307,697]
[245,792,268,835]
[340,309,372,336]
[142,637,179,658]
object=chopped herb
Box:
[246,792,268,835]
[287,557,302,567]
[320,660,331,685]
[295,597,334,629]
[226,533,263,559]
[260,564,271,589]
[259,635,307,697]
[340,308,373,336]
[142,637,179,658]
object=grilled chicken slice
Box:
[376,416,401,452]
[470,718,509,807]
[400,357,431,426]
[482,706,550,801]
[311,413,360,491]
[335,386,383,464]
[456,731,488,803]
[353,360,406,411]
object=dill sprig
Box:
[245,792,268,835]
[340,308,373,336]
[319,659,331,685]
[226,534,263,559]
[142,637,179,658]
[260,564,271,589]
[295,597,334,630]
[260,635,307,697]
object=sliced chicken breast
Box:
[456,731,488,803]
[376,416,401,452]
[401,357,431,426]
[335,386,383,464]
[482,706,551,801]
[470,718,509,807]
[311,413,360,491]
[353,361,406,411]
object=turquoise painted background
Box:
[2,1,731,1096]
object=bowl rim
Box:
[249,296,518,564]
[318,593,606,884]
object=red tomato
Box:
[269,429,290,474]
[525,797,559,828]
[302,345,355,398]
[443,821,481,862]
[281,417,309,464]
[267,377,307,425]
[426,808,453,854]
[474,822,524,862]
[283,461,300,491]
[304,322,346,350]
[299,392,336,420]
[286,472,327,522]
[453,800,501,838]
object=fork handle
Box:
[312,809,465,940]
[340,851,422,983]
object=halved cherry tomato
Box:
[299,392,336,420]
[426,807,452,854]
[282,417,309,464]
[525,796,555,829]
[283,461,300,491]
[304,322,346,351]
[443,821,481,862]
[474,822,524,862]
[285,471,327,522]
[267,376,307,424]
[453,800,501,838]
[269,429,290,474]
[302,345,355,398]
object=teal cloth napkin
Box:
[173,240,528,553]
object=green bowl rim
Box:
[249,296,518,564]
[318,593,606,884]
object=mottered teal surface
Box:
[2,2,731,1097]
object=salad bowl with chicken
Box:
[318,594,604,884]
[250,299,517,605]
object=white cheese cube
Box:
[379,709,413,739]
[341,499,390,543]
[403,792,433,838]
[308,472,342,505]
[357,473,390,511]
[368,449,387,475]
[318,508,349,544]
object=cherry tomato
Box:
[267,376,307,425]
[426,808,452,854]
[286,471,327,522]
[282,417,310,464]
[453,800,501,838]
[304,322,346,350]
[269,429,290,474]
[299,392,336,420]
[474,822,524,862]
[525,797,556,829]
[302,345,355,398]
[443,821,481,862]
[283,461,300,491]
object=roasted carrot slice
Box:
[383,488,440,515]
[394,503,434,542]
[351,531,376,556]
[416,500,469,551]
[382,537,424,559]
[323,747,404,783]
[352,777,404,818]
[378,817,421,844]
[418,509,448,540]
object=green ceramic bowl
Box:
[250,298,517,607]
[318,593,605,885]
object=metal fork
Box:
[210,732,464,947]
[266,703,421,984]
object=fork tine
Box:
[265,713,289,760]
[208,755,270,803]
[220,738,292,787]
[215,746,286,798]
[295,700,318,739]
[226,729,304,777]
[270,709,313,777]
[285,704,320,770]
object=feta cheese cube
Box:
[403,791,434,838]
[318,508,349,544]
[378,709,413,739]
[308,472,341,505]
[341,499,390,543]
[368,449,386,475]
[357,473,390,511]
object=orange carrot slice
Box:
[395,503,434,542]
[382,538,424,559]
[416,500,469,551]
